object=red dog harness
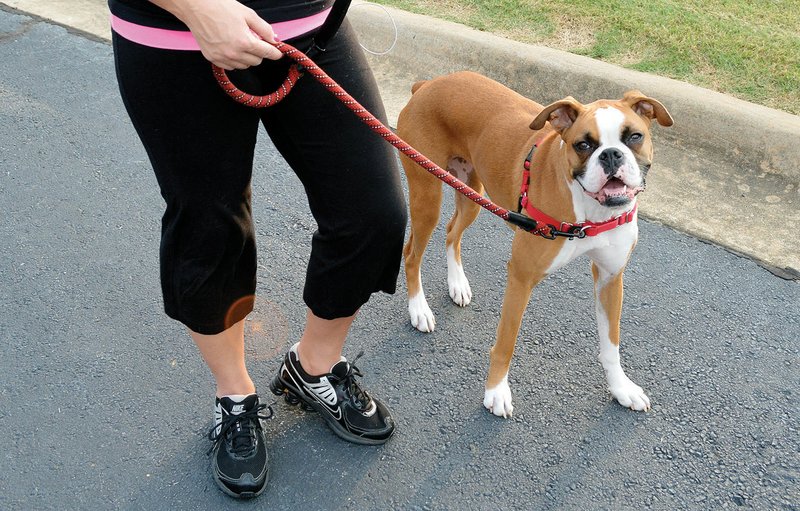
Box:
[518,144,638,239]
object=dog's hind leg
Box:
[402,153,446,333]
[445,157,483,307]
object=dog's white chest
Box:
[546,183,639,274]
[545,223,637,274]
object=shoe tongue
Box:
[330,359,350,379]
[220,394,258,415]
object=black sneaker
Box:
[207,394,272,498]
[270,343,395,445]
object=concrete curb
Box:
[350,3,799,276]
[2,0,798,276]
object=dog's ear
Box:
[622,90,674,127]
[530,97,585,133]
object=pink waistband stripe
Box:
[110,8,331,51]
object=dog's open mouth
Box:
[584,177,644,205]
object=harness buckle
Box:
[548,224,587,240]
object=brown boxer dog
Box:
[396,71,673,417]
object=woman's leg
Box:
[113,34,261,337]
[296,310,356,375]
[264,23,404,444]
[113,33,269,497]
[191,320,255,397]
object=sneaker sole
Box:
[270,374,393,446]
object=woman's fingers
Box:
[215,38,280,70]
[247,13,283,60]
[252,39,283,61]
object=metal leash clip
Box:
[547,224,588,240]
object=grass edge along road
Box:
[372,0,800,115]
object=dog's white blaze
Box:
[595,107,625,146]
[483,374,513,418]
[446,245,472,306]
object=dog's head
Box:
[530,91,673,208]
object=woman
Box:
[109,0,406,498]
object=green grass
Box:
[371,0,800,115]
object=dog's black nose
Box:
[599,147,624,174]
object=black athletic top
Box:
[108,0,335,30]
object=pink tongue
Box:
[603,179,626,195]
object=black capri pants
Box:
[113,21,407,335]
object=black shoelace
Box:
[207,402,274,456]
[329,351,372,411]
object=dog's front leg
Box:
[484,256,544,418]
[592,263,650,411]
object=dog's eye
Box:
[574,141,592,152]
[627,133,643,144]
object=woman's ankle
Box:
[215,378,256,398]
[296,341,340,376]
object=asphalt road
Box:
[1,9,798,511]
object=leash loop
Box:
[212,43,302,108]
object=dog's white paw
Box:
[409,293,436,333]
[448,274,472,307]
[609,378,651,411]
[447,248,472,307]
[483,379,514,418]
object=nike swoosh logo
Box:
[317,400,343,421]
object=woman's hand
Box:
[151,0,283,69]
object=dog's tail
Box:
[411,80,428,94]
